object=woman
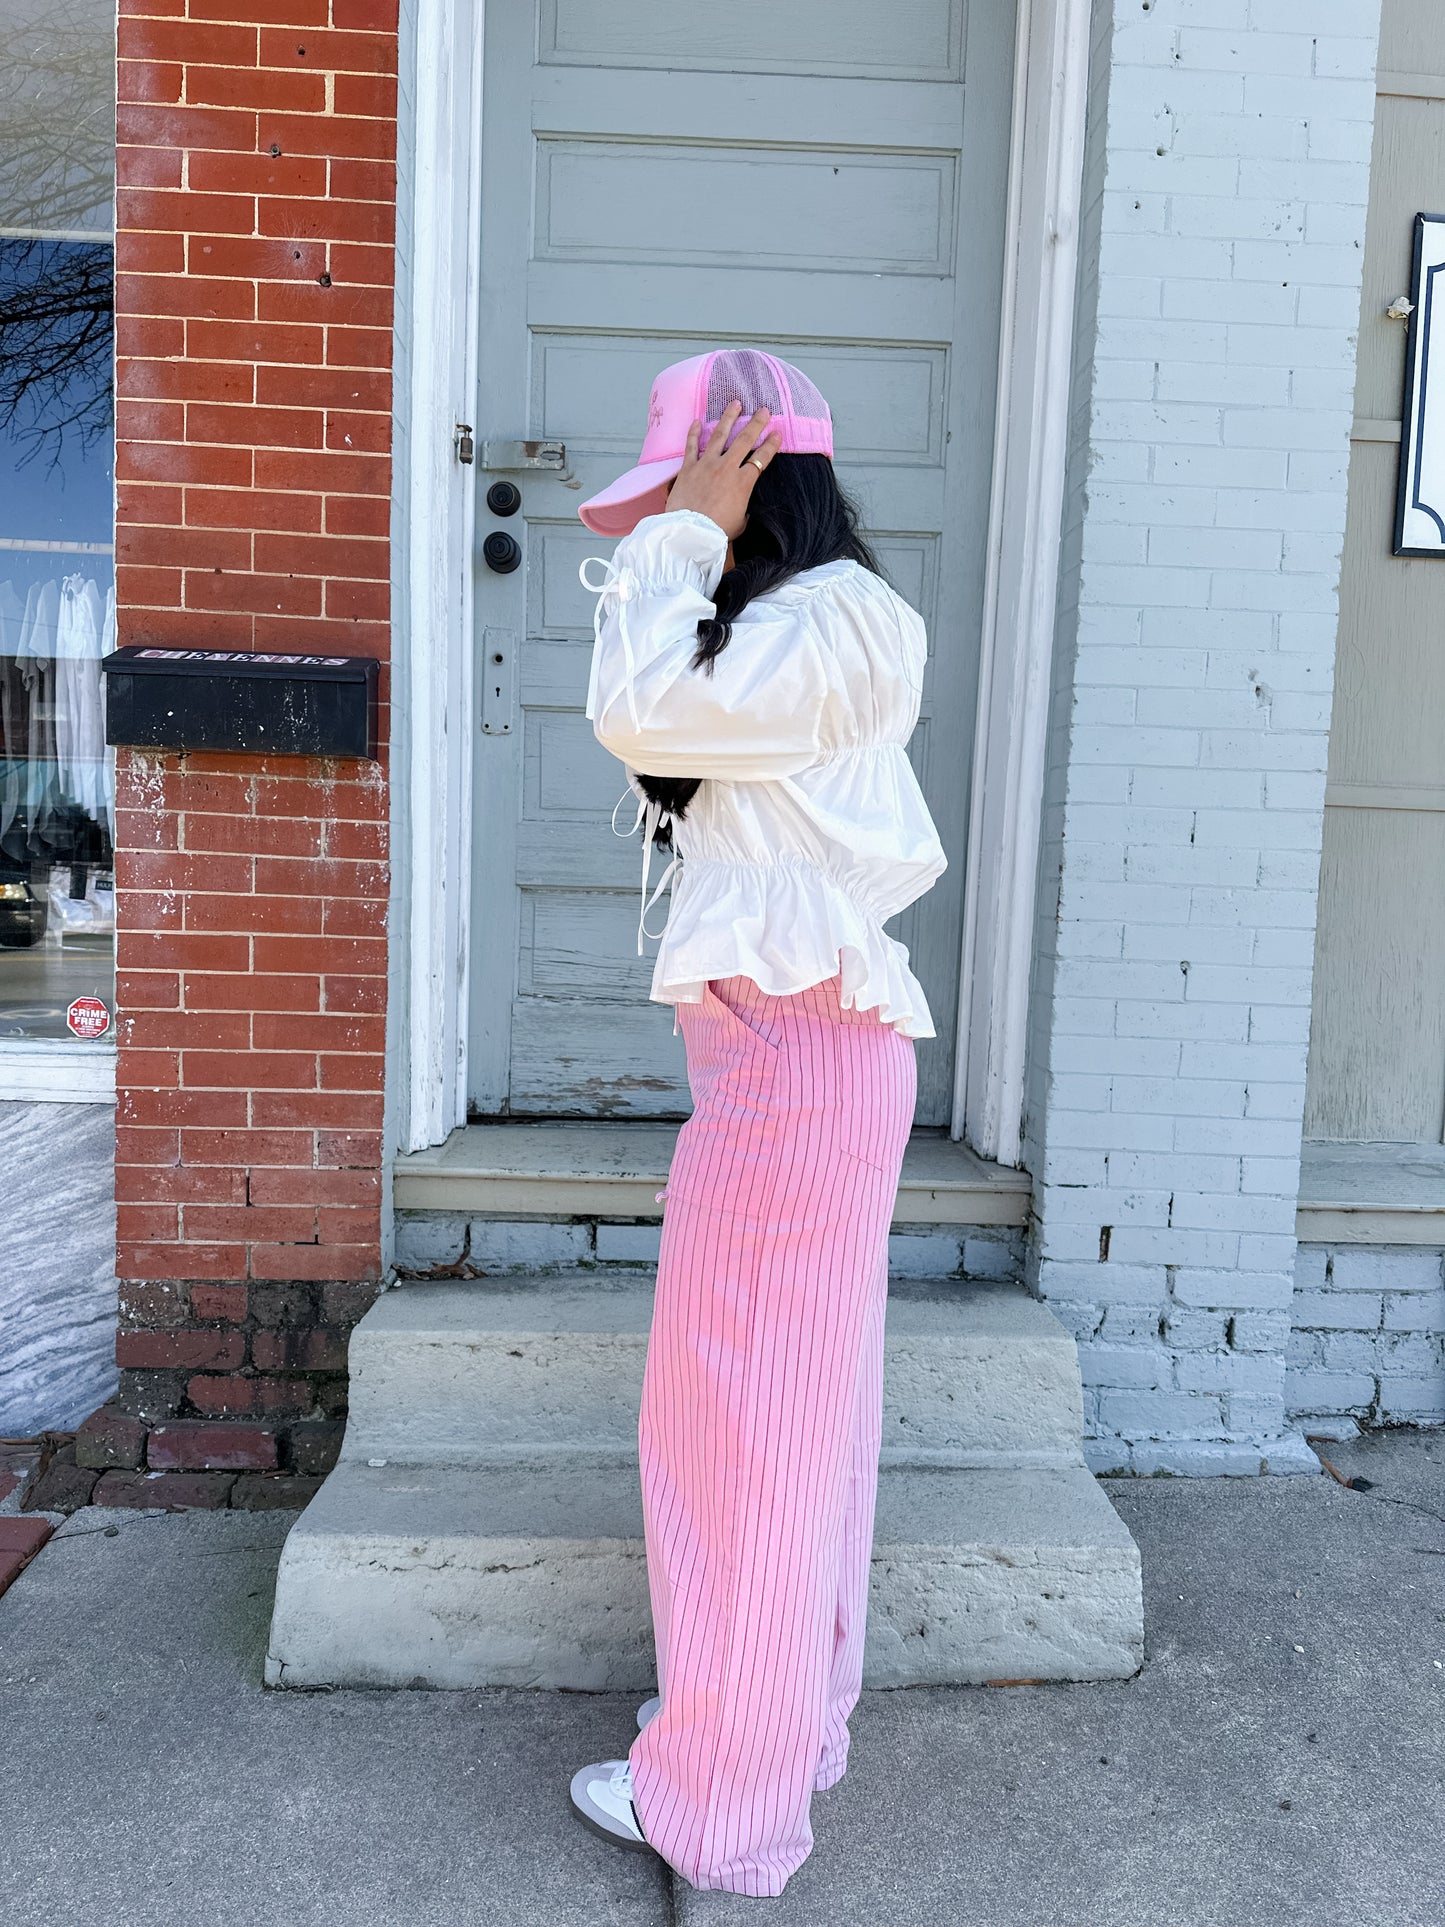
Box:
[567,350,946,1897]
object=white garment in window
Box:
[15,578,59,829]
[0,580,25,850]
[101,584,116,833]
[54,573,108,829]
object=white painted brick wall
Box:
[1287,1245,1445,1425]
[393,1213,1023,1284]
[1025,0,1381,1476]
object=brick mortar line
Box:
[119,579,392,594]
[122,82,398,115]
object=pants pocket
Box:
[702,979,783,1057]
[831,1022,915,1175]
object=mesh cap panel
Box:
[701,350,830,432]
[782,362,827,419]
[703,349,787,422]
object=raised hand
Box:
[665,401,785,539]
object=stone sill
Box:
[0,1041,117,1105]
[392,1130,1445,1245]
[1296,1140,1445,1246]
[393,1122,1032,1229]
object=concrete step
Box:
[343,1275,1087,1470]
[265,1456,1143,1692]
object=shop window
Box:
[0,0,115,1046]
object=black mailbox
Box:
[101,647,380,760]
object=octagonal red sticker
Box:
[66,996,111,1040]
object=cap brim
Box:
[577,456,685,536]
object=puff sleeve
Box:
[582,509,843,780]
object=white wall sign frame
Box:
[393,0,1091,1166]
[1395,211,1445,556]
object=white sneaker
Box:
[635,1695,661,1731]
[568,1759,655,1855]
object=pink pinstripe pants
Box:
[628,973,915,1895]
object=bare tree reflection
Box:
[0,0,115,466]
[0,242,113,462]
[0,0,115,237]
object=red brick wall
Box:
[103,0,401,1490]
[113,755,388,1284]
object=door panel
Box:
[533,338,950,467]
[1308,806,1445,1141]
[469,0,1015,1121]
[537,142,959,273]
[541,0,965,79]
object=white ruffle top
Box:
[581,509,947,1039]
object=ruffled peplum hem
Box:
[648,860,937,1040]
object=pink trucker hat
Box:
[578,348,834,537]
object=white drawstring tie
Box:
[611,785,679,953]
[585,554,678,950]
[579,553,641,735]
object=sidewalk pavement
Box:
[1,1430,1442,1927]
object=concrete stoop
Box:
[266,1274,1144,1690]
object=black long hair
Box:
[635,453,879,840]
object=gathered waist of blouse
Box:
[671,849,888,891]
[663,847,930,931]
[614,780,946,931]
[648,857,939,1038]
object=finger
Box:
[681,418,701,467]
[718,402,768,463]
[747,428,784,471]
[703,400,741,457]
[728,408,773,464]
[739,430,783,487]
[702,399,743,458]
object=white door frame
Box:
[391,0,1092,1163]
[390,0,485,1154]
[953,0,1092,1163]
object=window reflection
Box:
[0,240,114,541]
[0,0,115,1044]
[0,0,116,238]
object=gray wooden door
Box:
[1304,0,1445,1143]
[468,0,1015,1122]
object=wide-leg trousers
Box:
[628,973,915,1895]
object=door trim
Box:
[393,0,1092,1160]
[953,0,1092,1163]
[390,0,485,1154]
